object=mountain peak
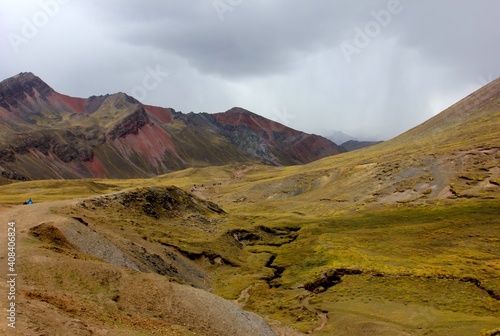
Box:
[210,107,345,165]
[5,72,53,92]
[215,107,281,127]
[12,71,38,80]
[0,72,54,102]
[111,92,141,106]
[225,107,254,114]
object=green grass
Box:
[206,199,500,334]
[2,159,499,335]
[0,179,138,204]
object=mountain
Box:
[390,77,500,149]
[326,130,356,145]
[210,108,343,165]
[340,139,383,151]
[228,77,500,205]
[0,72,344,180]
[326,131,382,151]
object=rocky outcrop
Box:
[0,148,15,162]
[53,143,94,163]
[84,94,110,114]
[86,186,225,219]
[12,133,54,155]
[0,131,95,164]
[107,106,149,140]
[0,166,29,181]
[0,72,54,110]
[304,268,363,293]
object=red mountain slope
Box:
[0,73,343,180]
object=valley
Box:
[0,175,498,335]
[0,76,499,335]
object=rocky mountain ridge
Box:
[0,72,344,180]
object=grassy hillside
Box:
[1,164,498,335]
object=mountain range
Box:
[0,72,344,180]
[0,74,498,336]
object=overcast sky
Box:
[1,0,499,140]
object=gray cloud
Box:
[0,0,498,140]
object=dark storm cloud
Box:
[0,0,498,140]
[87,0,499,80]
[84,0,377,77]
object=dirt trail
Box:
[300,296,328,334]
[234,165,253,179]
[234,285,253,308]
[0,200,78,233]
[0,200,79,335]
